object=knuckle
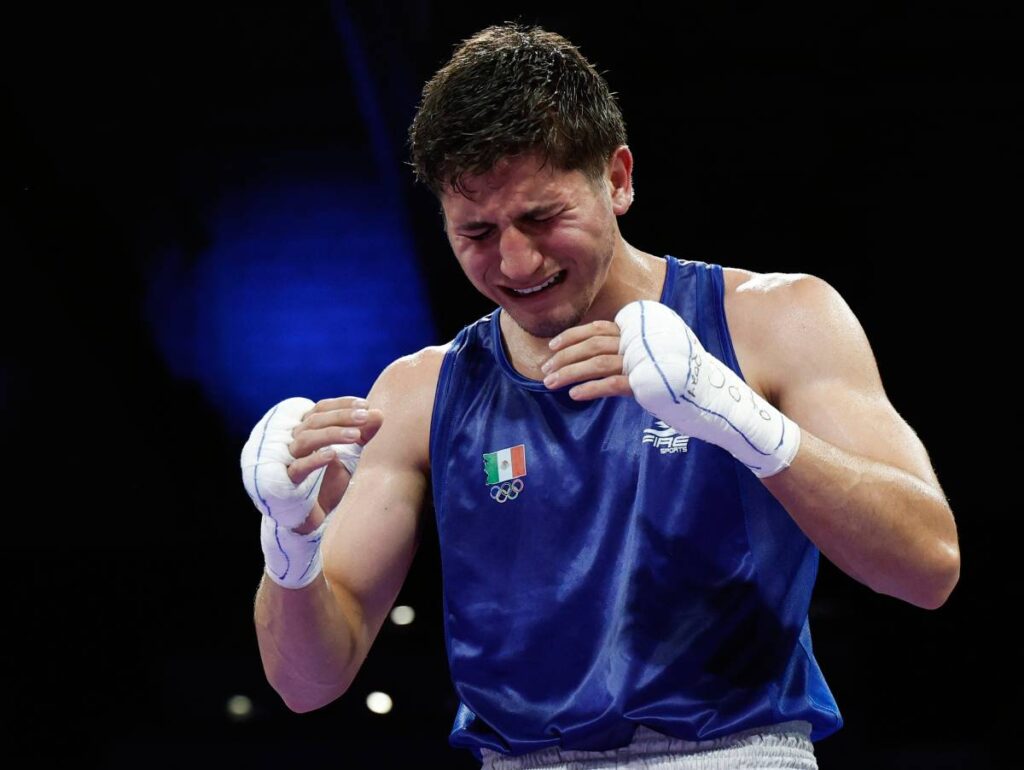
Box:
[336,425,361,441]
[561,360,583,377]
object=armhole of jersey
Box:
[711,263,749,383]
[429,330,466,504]
[428,335,460,746]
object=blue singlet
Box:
[428,256,843,760]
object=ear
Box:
[606,145,634,216]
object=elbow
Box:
[275,679,349,714]
[255,616,359,714]
[260,651,353,714]
[912,540,961,611]
[874,539,960,610]
[281,695,320,715]
[929,543,961,609]
[280,692,340,714]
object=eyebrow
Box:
[454,203,562,231]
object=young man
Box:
[243,23,959,769]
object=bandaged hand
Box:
[615,300,800,478]
[240,396,382,588]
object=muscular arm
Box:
[544,272,960,610]
[253,346,443,712]
[746,274,960,609]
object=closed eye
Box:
[461,213,559,242]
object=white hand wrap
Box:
[260,512,333,589]
[240,397,361,527]
[616,300,800,478]
[241,397,362,588]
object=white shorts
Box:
[479,722,817,770]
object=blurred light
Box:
[145,174,436,436]
[227,694,253,719]
[366,691,393,714]
[390,605,415,625]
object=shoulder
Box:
[366,341,450,409]
[364,342,453,471]
[722,267,846,329]
[721,267,871,406]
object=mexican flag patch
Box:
[483,444,527,485]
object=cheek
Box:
[540,229,588,263]
[458,250,496,288]
[545,226,609,274]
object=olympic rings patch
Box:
[489,478,524,503]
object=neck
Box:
[584,242,666,325]
[500,241,667,380]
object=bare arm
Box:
[540,273,959,610]
[253,346,444,712]
[749,275,960,609]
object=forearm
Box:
[254,570,366,712]
[761,430,960,609]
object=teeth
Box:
[511,273,560,295]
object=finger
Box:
[315,459,354,519]
[289,425,363,459]
[357,409,384,444]
[300,406,374,431]
[566,374,633,401]
[301,396,368,420]
[543,354,624,390]
[542,334,620,375]
[287,447,336,485]
[548,320,621,352]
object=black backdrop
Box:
[6,2,1013,766]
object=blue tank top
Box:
[429,256,843,760]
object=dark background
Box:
[5,2,1014,766]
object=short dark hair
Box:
[408,23,628,197]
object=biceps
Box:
[781,376,942,491]
[321,462,426,636]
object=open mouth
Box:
[502,270,566,299]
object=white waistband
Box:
[480,722,816,770]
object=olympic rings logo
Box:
[489,478,524,503]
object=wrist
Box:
[261,513,332,589]
[292,502,327,535]
[742,408,801,478]
[617,299,802,478]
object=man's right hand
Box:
[241,396,384,535]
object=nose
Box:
[498,225,543,281]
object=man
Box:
[242,23,959,769]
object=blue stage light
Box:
[146,177,436,436]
